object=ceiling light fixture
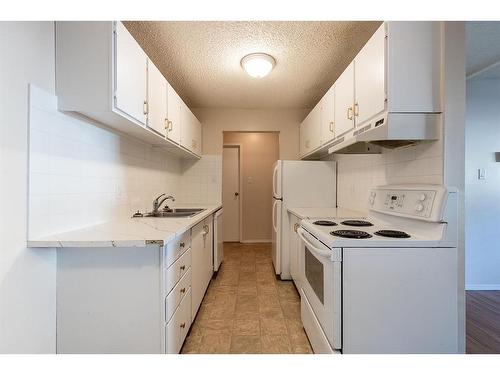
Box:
[241,53,276,78]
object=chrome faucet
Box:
[152,193,175,214]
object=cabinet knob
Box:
[180,322,186,329]
[180,287,186,294]
[293,223,300,233]
[203,225,210,235]
[179,242,185,248]
[180,265,186,271]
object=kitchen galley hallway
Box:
[181,243,313,354]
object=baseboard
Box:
[239,239,271,244]
[466,284,500,291]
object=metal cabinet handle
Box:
[180,287,186,294]
[180,322,186,329]
[293,223,300,233]
[329,121,334,133]
[180,265,186,271]
[168,121,173,131]
[347,107,353,120]
[179,242,185,248]
[203,225,210,235]
[143,101,148,115]
[354,102,359,117]
[164,118,169,130]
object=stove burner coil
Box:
[341,220,373,227]
[374,230,411,238]
[330,230,372,239]
[313,220,337,226]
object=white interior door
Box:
[222,146,240,242]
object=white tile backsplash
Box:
[28,86,221,239]
[177,155,222,206]
[329,131,443,213]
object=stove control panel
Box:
[369,188,439,219]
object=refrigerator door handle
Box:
[272,164,279,198]
[272,200,279,232]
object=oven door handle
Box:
[297,227,332,258]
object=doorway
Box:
[222,132,280,243]
[222,145,241,242]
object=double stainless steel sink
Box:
[144,208,205,218]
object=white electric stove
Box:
[297,184,459,354]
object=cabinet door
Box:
[354,24,386,126]
[320,85,335,145]
[191,219,213,317]
[192,116,202,156]
[289,214,300,284]
[299,121,307,157]
[180,104,192,150]
[309,102,322,151]
[146,59,167,136]
[334,62,355,137]
[167,85,182,144]
[300,114,312,156]
[114,22,147,125]
[202,218,214,287]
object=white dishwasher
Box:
[213,209,223,271]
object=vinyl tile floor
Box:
[181,242,313,354]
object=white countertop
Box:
[28,205,222,248]
[287,206,367,220]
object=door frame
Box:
[222,144,243,242]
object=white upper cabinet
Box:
[309,102,322,151]
[354,24,386,126]
[146,59,168,137]
[334,62,355,138]
[320,84,335,145]
[167,85,182,144]
[55,21,201,159]
[114,22,148,125]
[181,106,202,155]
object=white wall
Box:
[194,107,307,159]
[0,22,57,353]
[465,78,500,289]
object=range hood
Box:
[328,112,441,154]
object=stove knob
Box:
[415,203,424,212]
[418,193,426,201]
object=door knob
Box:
[234,192,239,197]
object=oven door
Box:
[297,227,342,350]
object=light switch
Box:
[247,176,253,184]
[478,168,486,180]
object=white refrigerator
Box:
[272,160,336,279]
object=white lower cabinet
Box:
[289,213,301,288]
[166,287,192,354]
[191,217,214,318]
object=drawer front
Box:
[166,287,192,354]
[164,230,191,268]
[165,268,191,322]
[165,248,191,294]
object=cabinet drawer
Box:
[164,230,191,268]
[165,248,191,294]
[166,287,192,354]
[165,268,191,322]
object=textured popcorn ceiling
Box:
[466,22,500,78]
[124,21,381,109]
